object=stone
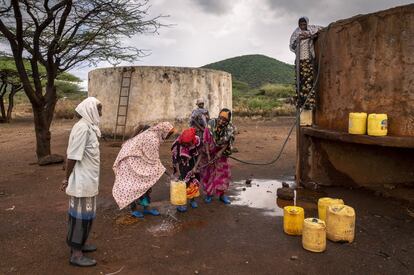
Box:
[277,187,294,200]
[407,208,414,218]
[301,181,318,190]
[383,184,396,190]
[38,154,64,166]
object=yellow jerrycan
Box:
[326,204,356,243]
[170,181,187,206]
[367,114,388,136]
[348,112,367,134]
[283,206,304,235]
[302,218,326,252]
[318,197,344,222]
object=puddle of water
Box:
[146,204,208,237]
[230,179,321,216]
[147,219,181,237]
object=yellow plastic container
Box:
[283,206,305,236]
[348,112,367,134]
[170,181,187,206]
[367,114,388,136]
[326,204,356,243]
[318,197,345,222]
[302,218,326,252]
[300,109,313,126]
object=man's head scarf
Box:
[75,97,102,137]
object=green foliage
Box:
[1,56,83,98]
[0,56,80,84]
[203,54,294,87]
[55,80,84,100]
[0,57,37,85]
[57,72,81,83]
[1,56,84,120]
[259,83,295,98]
[232,80,295,117]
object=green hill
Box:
[202,54,294,87]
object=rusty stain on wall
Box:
[301,4,414,188]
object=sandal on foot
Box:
[82,244,97,253]
[70,256,97,267]
[139,197,150,207]
[220,195,231,204]
[176,205,187,212]
[190,200,198,209]
[143,209,160,216]
[204,196,213,204]
[131,211,144,218]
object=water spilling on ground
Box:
[230,179,323,216]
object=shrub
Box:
[54,99,82,119]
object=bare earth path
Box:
[0,118,413,274]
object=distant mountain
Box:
[202,54,294,87]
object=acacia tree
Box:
[0,0,164,163]
[0,56,82,123]
[0,67,23,122]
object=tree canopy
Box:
[0,0,165,161]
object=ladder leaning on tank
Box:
[113,68,133,141]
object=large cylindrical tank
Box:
[88,66,232,136]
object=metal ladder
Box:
[114,68,133,141]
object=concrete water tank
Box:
[88,66,232,136]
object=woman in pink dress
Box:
[112,122,175,218]
[200,108,235,204]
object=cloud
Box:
[63,0,413,81]
[191,0,234,15]
[265,0,413,24]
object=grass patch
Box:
[233,81,295,117]
[54,99,83,119]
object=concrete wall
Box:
[88,66,232,136]
[301,4,414,188]
[315,4,414,136]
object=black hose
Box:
[227,25,330,166]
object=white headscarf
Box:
[196,98,204,105]
[75,97,102,137]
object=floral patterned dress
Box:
[171,136,202,199]
[112,122,173,209]
[200,119,235,196]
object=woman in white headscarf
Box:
[112,122,175,217]
[61,97,102,267]
[289,17,324,110]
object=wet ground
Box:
[1,118,414,274]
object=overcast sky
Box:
[6,0,413,83]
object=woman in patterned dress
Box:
[171,127,203,212]
[112,122,175,218]
[200,108,235,204]
[289,16,323,110]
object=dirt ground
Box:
[0,117,413,275]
